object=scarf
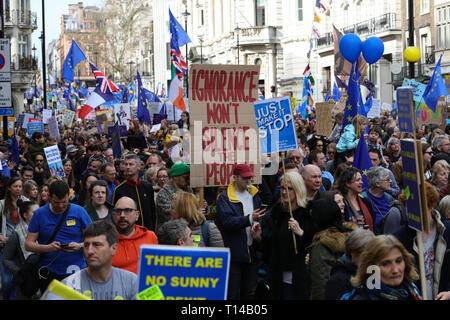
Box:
[15,219,32,260]
[369,280,422,300]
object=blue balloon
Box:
[339,33,362,63]
[362,37,384,64]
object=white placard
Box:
[367,98,381,119]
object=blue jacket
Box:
[337,124,358,153]
[216,182,262,263]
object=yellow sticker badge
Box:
[66,220,76,226]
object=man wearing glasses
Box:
[111,196,158,274]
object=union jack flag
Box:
[171,39,188,80]
[89,62,120,94]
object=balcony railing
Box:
[391,62,430,84]
[425,45,435,64]
[316,13,400,49]
[11,56,38,72]
[3,10,37,28]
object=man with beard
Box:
[111,196,158,274]
[45,220,139,300]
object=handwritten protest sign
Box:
[416,95,448,126]
[138,245,230,300]
[367,99,381,119]
[44,145,65,178]
[254,96,298,154]
[402,78,427,103]
[315,101,335,137]
[189,64,261,187]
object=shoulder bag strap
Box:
[47,204,71,245]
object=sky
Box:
[30,0,104,62]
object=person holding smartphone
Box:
[216,164,266,300]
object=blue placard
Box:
[27,122,44,136]
[0,108,13,116]
[138,245,230,300]
[254,96,298,154]
[107,125,128,137]
[397,88,415,134]
[400,140,423,232]
[402,78,426,103]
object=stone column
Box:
[266,43,277,98]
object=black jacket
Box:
[112,178,156,232]
[262,200,315,300]
[324,254,357,300]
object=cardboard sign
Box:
[138,245,230,300]
[254,96,298,154]
[416,95,448,126]
[397,88,415,134]
[189,64,261,187]
[44,145,65,178]
[315,101,335,137]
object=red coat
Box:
[112,225,158,274]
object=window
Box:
[256,0,265,26]
[436,6,450,49]
[19,35,27,59]
[298,0,303,21]
[421,0,430,14]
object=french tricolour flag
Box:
[79,62,120,120]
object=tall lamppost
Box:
[235,24,241,65]
[127,61,135,83]
[182,5,190,98]
[32,44,37,105]
[41,0,47,109]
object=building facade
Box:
[3,0,38,116]
[58,2,106,86]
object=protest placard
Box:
[43,109,53,124]
[63,109,75,127]
[397,88,415,134]
[44,145,65,178]
[367,99,381,119]
[22,113,34,129]
[402,78,427,103]
[189,64,261,187]
[315,101,335,137]
[114,103,132,129]
[27,122,44,136]
[254,96,298,154]
[416,95,448,126]
[48,116,60,139]
[138,245,230,300]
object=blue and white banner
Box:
[138,245,230,300]
[254,96,298,154]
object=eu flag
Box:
[353,137,372,191]
[144,88,161,103]
[62,40,87,83]
[11,131,20,166]
[332,82,341,102]
[342,63,360,132]
[423,54,448,112]
[137,71,152,125]
[169,9,191,49]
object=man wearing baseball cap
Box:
[216,163,266,300]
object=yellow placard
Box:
[136,284,165,300]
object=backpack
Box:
[379,200,408,234]
[202,220,211,247]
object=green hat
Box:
[170,162,190,177]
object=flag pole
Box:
[282,151,298,255]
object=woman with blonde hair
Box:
[430,160,450,195]
[261,171,315,299]
[341,234,421,300]
[22,180,38,202]
[170,191,224,248]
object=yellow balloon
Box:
[404,46,421,63]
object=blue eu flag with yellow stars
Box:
[353,136,372,191]
[341,63,360,132]
[137,71,152,125]
[423,54,448,112]
[62,40,87,83]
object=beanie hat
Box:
[170,162,190,177]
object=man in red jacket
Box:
[112,196,158,274]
